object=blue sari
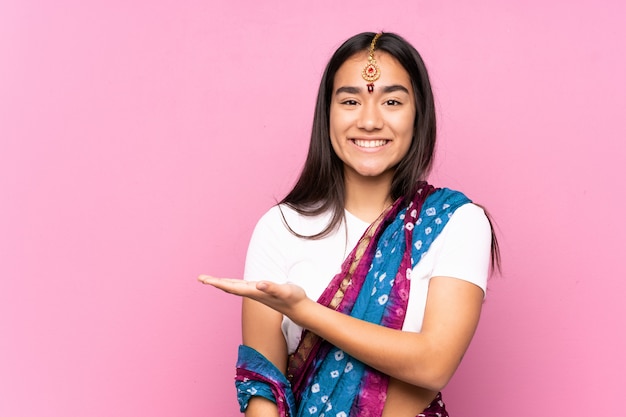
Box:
[236,183,469,417]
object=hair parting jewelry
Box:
[362,32,382,93]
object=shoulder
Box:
[429,202,492,295]
[448,203,490,232]
[244,205,344,283]
[424,186,488,229]
[244,206,298,282]
[440,195,492,255]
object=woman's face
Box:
[329,51,416,183]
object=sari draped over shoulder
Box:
[235,183,470,417]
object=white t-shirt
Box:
[244,202,491,354]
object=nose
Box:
[356,102,383,131]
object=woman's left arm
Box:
[293,275,484,391]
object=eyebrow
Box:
[335,84,411,95]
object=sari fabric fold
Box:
[236,183,469,417]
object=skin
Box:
[199,52,485,417]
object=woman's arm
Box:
[291,276,484,391]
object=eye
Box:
[341,99,359,106]
[384,99,401,106]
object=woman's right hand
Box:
[198,275,311,324]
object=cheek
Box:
[390,115,415,139]
[328,108,345,134]
[400,111,416,138]
[328,133,342,157]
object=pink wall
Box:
[1,1,624,415]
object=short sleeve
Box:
[430,203,492,296]
[243,207,292,284]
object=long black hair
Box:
[279,31,500,271]
[281,32,435,226]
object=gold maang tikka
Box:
[362,33,382,93]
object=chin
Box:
[353,168,393,179]
[344,163,395,180]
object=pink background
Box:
[1,1,625,415]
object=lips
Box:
[352,139,389,148]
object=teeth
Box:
[354,139,387,148]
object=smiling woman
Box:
[199,32,499,417]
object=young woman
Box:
[199,32,499,417]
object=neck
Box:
[344,170,394,223]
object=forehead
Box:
[333,51,412,89]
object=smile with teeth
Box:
[352,139,389,148]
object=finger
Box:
[254,281,291,300]
[198,274,216,284]
[198,275,242,285]
[198,275,261,297]
[255,281,285,297]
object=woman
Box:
[199,32,499,417]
